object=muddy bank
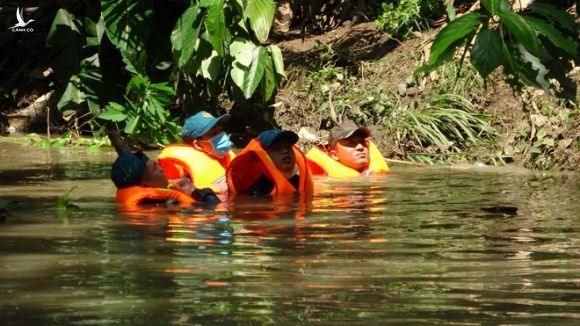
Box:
[270,22,579,170]
[1,19,578,171]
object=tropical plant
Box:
[97,74,181,146]
[171,0,285,103]
[44,0,283,145]
[376,0,446,38]
[418,0,579,100]
[303,58,495,159]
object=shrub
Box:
[376,0,446,38]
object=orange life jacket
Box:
[116,186,194,208]
[226,139,314,195]
[306,140,389,177]
[157,145,235,191]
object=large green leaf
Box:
[101,0,153,75]
[46,9,83,81]
[78,53,104,107]
[200,0,219,7]
[480,0,508,15]
[268,44,285,77]
[98,102,127,122]
[84,17,100,48]
[200,50,222,81]
[261,54,278,101]
[230,38,257,67]
[47,9,82,45]
[244,0,276,43]
[188,41,213,76]
[124,115,140,134]
[470,28,503,78]
[95,16,106,45]
[416,38,462,75]
[517,43,550,91]
[204,0,229,55]
[230,46,267,99]
[57,75,85,112]
[425,13,484,68]
[524,16,577,56]
[171,4,203,69]
[497,8,541,57]
[500,40,518,75]
[529,2,575,33]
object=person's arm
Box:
[191,188,220,205]
[171,177,220,205]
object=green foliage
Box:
[101,0,153,74]
[376,0,446,38]
[25,132,110,150]
[46,8,100,116]
[304,60,495,162]
[419,1,579,100]
[429,60,487,99]
[245,0,277,43]
[55,187,80,210]
[419,12,484,72]
[43,0,282,145]
[97,74,180,146]
[171,0,282,104]
[390,96,495,153]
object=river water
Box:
[1,141,579,324]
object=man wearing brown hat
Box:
[306,120,389,177]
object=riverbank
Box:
[1,21,578,171]
[269,22,579,170]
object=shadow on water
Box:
[1,141,579,324]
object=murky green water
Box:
[1,141,579,324]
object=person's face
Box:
[266,138,296,173]
[331,132,370,172]
[195,124,223,153]
[142,159,169,188]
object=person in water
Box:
[157,111,235,192]
[306,119,389,177]
[111,151,219,207]
[226,129,313,196]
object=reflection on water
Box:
[1,141,579,324]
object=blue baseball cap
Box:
[111,152,149,189]
[181,111,231,139]
[257,129,299,148]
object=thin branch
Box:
[106,127,131,155]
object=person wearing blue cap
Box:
[158,111,235,193]
[111,151,219,208]
[226,129,314,196]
